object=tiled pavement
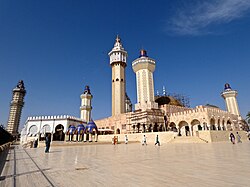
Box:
[1,142,250,187]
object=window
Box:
[122,124,126,129]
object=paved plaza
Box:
[1,142,250,187]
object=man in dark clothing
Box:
[45,134,51,153]
[155,134,160,146]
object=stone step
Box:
[169,136,207,143]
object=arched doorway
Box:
[169,122,177,132]
[28,125,38,137]
[53,124,65,141]
[153,123,158,132]
[191,119,201,135]
[178,121,189,136]
[148,124,152,132]
[198,125,202,131]
[116,128,120,134]
[136,123,140,133]
[227,120,232,130]
[210,118,216,130]
[40,124,51,141]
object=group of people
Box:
[122,134,160,146]
[229,132,242,144]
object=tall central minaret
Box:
[132,49,158,110]
[108,36,127,116]
[6,80,26,137]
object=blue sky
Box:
[1,0,250,129]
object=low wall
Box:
[0,142,12,175]
[198,130,248,143]
[98,131,177,144]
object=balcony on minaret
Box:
[108,36,127,66]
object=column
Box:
[189,125,193,136]
[89,134,92,142]
[83,134,87,142]
[215,124,218,131]
[95,134,98,142]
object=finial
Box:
[84,85,91,94]
[16,80,25,90]
[116,35,120,43]
[224,83,231,91]
[139,49,147,57]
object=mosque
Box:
[95,36,247,133]
[21,36,248,144]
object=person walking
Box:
[155,134,160,146]
[125,135,128,144]
[142,135,147,146]
[45,134,51,153]
[33,137,38,148]
[236,132,242,143]
[229,132,235,144]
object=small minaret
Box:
[221,83,240,116]
[132,49,158,110]
[80,86,93,123]
[108,35,127,116]
[7,80,26,137]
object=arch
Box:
[153,123,158,132]
[159,124,163,132]
[148,124,152,132]
[169,122,177,132]
[210,118,216,130]
[53,124,65,141]
[136,123,140,133]
[41,124,51,133]
[178,121,189,136]
[116,78,119,81]
[116,128,120,134]
[191,119,201,134]
[227,120,233,131]
[29,125,38,136]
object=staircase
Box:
[169,136,208,143]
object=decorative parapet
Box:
[26,115,84,122]
[169,105,230,117]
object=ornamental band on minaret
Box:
[6,80,26,137]
[108,36,127,116]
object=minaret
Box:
[221,83,240,116]
[7,80,26,137]
[80,85,93,122]
[108,35,127,116]
[132,49,158,110]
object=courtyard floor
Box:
[1,142,250,187]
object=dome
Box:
[68,125,76,135]
[155,96,183,107]
[86,120,98,133]
[77,124,85,133]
